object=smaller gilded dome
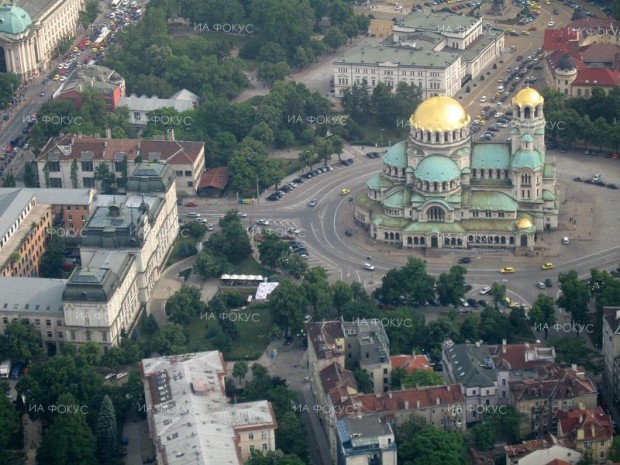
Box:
[517,217,532,229]
[512,88,544,108]
[409,96,470,133]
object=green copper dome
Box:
[512,149,542,170]
[415,155,461,182]
[0,4,32,35]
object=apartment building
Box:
[55,64,126,110]
[336,416,397,465]
[140,351,278,465]
[36,132,205,196]
[0,189,53,278]
[556,405,614,464]
[504,437,582,465]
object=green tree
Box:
[0,319,44,364]
[39,230,66,278]
[152,324,187,355]
[279,253,308,279]
[470,423,495,451]
[552,336,603,374]
[95,395,118,465]
[331,280,353,315]
[478,307,510,344]
[374,258,435,306]
[246,450,305,465]
[436,265,468,306]
[70,159,79,188]
[301,267,332,319]
[323,27,347,51]
[395,369,443,389]
[270,279,307,337]
[194,249,233,280]
[577,448,594,465]
[0,72,20,110]
[36,393,97,465]
[232,361,248,384]
[353,369,373,393]
[43,162,50,188]
[399,425,467,465]
[275,411,308,460]
[94,163,115,194]
[529,294,556,339]
[608,436,620,462]
[491,282,506,309]
[2,173,16,187]
[24,162,38,187]
[460,314,480,341]
[166,285,206,326]
[258,231,290,268]
[0,394,19,456]
[557,270,591,329]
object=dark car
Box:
[594,180,606,186]
[292,177,304,184]
[478,299,488,307]
[545,278,553,288]
[466,298,478,307]
[458,257,472,264]
[344,229,354,237]
[267,193,281,201]
[464,284,473,292]
[429,298,439,306]
[574,176,584,182]
[607,183,618,189]
[9,362,24,379]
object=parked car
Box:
[479,286,491,295]
[537,281,546,289]
[458,257,472,264]
[184,201,198,207]
[545,278,553,288]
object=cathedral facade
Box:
[354,88,559,249]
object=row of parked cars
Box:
[267,166,334,201]
[574,175,617,189]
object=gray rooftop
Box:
[141,351,277,465]
[0,188,95,207]
[0,189,36,243]
[0,278,66,314]
[338,416,394,450]
[335,44,460,68]
[444,343,497,388]
[87,195,159,229]
[16,0,58,22]
[397,9,480,31]
[119,89,198,113]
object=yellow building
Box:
[556,405,614,464]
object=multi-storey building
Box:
[336,416,397,465]
[0,189,53,277]
[602,307,620,405]
[333,10,505,98]
[556,405,614,464]
[354,88,559,250]
[119,89,198,127]
[140,351,278,465]
[504,437,582,465]
[0,0,84,80]
[36,132,205,196]
[0,277,66,356]
[80,162,178,303]
[55,64,126,110]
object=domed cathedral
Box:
[354,88,559,250]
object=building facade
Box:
[0,189,53,278]
[556,405,614,464]
[55,64,126,110]
[36,133,205,196]
[602,307,620,406]
[504,438,582,465]
[119,89,198,127]
[354,88,559,250]
[140,351,277,465]
[333,11,505,98]
[336,416,397,465]
[0,0,84,80]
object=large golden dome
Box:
[517,217,533,229]
[512,88,544,108]
[409,96,470,132]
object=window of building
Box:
[188,181,193,187]
[502,379,506,386]
[57,320,62,327]
[50,178,62,188]
[81,161,93,171]
[261,444,267,451]
[47,161,60,172]
[86,331,91,342]
[58,332,63,339]
[485,211,492,218]
[114,162,124,172]
[102,332,107,342]
[70,331,76,341]
[249,446,255,453]
[176,171,183,176]
[502,391,506,398]
[472,210,479,218]
[383,368,388,374]
[47,331,52,338]
[184,170,192,176]
[46,320,51,327]
[83,177,95,187]
[261,432,267,440]
[249,433,254,440]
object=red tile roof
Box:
[197,167,229,191]
[504,439,551,458]
[572,67,620,87]
[390,354,432,372]
[37,135,203,165]
[556,406,613,445]
[489,343,555,371]
[543,28,579,54]
[581,43,619,64]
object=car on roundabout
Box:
[184,201,197,207]
[340,188,351,196]
[256,219,269,226]
[500,267,515,274]
[537,282,546,289]
[363,263,375,271]
[542,262,554,270]
[308,199,318,207]
[236,212,248,217]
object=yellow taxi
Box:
[72,47,80,52]
[500,267,516,274]
[478,119,487,126]
[521,31,530,36]
[340,188,351,196]
[85,39,91,45]
[92,47,99,53]
[53,74,60,81]
[542,262,554,270]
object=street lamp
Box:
[255,174,260,204]
[381,128,384,147]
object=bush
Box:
[224,291,247,308]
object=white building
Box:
[140,351,278,465]
[119,89,199,127]
[333,10,505,99]
[0,0,85,80]
[505,437,582,465]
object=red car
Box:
[529,27,537,31]
[184,201,198,207]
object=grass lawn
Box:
[166,237,197,267]
[231,256,270,275]
[185,303,273,360]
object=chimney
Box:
[572,363,577,372]
[388,392,392,399]
[404,400,409,409]
[436,397,440,405]
[447,385,450,391]
[415,400,419,408]
[167,128,175,141]
[525,342,529,348]
[502,339,507,353]
[591,424,595,438]
[616,309,620,320]
[577,428,584,440]
[105,127,112,139]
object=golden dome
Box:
[409,96,470,132]
[512,88,544,108]
[517,217,533,229]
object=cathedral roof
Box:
[512,149,542,170]
[415,155,460,182]
[383,141,407,168]
[367,173,396,191]
[409,96,470,132]
[0,4,32,35]
[471,143,510,169]
[470,191,518,212]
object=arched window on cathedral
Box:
[427,207,445,222]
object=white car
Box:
[479,95,487,103]
[479,286,492,295]
[562,237,569,244]
[537,282,546,289]
[207,224,214,231]
[494,112,503,118]
[256,219,269,226]
[105,373,116,380]
[187,212,200,218]
[196,218,208,224]
[363,263,375,271]
[236,212,248,217]
[547,21,555,27]
[459,298,469,307]
[59,76,67,82]
[116,372,128,380]
[304,315,312,323]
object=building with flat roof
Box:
[119,89,199,127]
[0,189,52,277]
[37,132,205,196]
[140,351,278,465]
[0,0,84,80]
[333,10,505,98]
[55,64,126,110]
[0,277,66,355]
[504,437,582,465]
[80,163,178,303]
[354,88,559,250]
[336,415,397,465]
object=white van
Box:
[562,237,569,245]
[497,85,505,92]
